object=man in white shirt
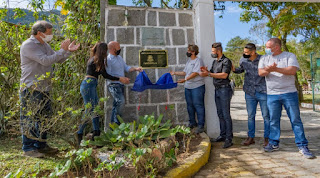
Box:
[258,38,315,159]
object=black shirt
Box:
[86,58,119,80]
[210,54,232,87]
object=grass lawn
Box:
[0,135,71,177]
[302,94,312,104]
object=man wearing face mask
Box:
[258,38,315,159]
[199,42,233,149]
[232,43,269,147]
[106,41,143,125]
[20,20,80,158]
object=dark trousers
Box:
[215,86,233,140]
[20,89,51,152]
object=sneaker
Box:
[38,145,59,154]
[196,127,205,134]
[264,143,279,152]
[24,150,45,158]
[298,146,316,159]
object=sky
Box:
[213,3,262,48]
[0,0,56,10]
[1,0,291,48]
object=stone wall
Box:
[104,5,195,127]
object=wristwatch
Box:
[208,73,211,77]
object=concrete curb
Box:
[301,102,320,110]
[165,132,211,178]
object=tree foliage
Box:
[239,2,320,51]
[238,2,320,97]
[0,0,102,142]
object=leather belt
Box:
[215,84,230,90]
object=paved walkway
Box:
[195,90,320,177]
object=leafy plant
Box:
[92,114,190,150]
[49,148,96,177]
[91,115,191,177]
[94,151,124,177]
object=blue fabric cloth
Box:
[131,71,177,92]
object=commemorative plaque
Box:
[139,50,168,68]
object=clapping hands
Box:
[61,39,80,52]
[199,66,209,77]
[68,41,80,52]
[265,62,277,72]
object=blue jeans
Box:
[108,83,125,124]
[245,92,270,138]
[78,78,100,134]
[185,85,205,128]
[20,89,51,152]
[215,86,233,140]
[267,92,308,147]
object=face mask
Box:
[41,33,53,42]
[211,53,218,58]
[243,54,251,58]
[265,48,273,55]
[115,49,121,55]
[186,52,192,57]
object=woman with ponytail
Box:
[77,42,129,145]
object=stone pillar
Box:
[193,0,219,138]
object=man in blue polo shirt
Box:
[106,41,143,124]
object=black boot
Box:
[92,130,100,141]
[77,134,83,146]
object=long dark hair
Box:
[90,42,108,72]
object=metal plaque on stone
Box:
[139,50,168,68]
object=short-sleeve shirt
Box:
[106,54,132,85]
[258,51,300,95]
[183,57,205,89]
[210,54,232,87]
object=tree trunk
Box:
[282,33,303,105]
[100,0,106,42]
